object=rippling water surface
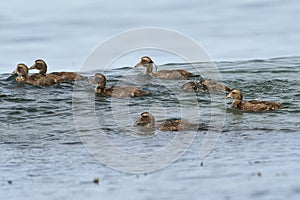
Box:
[1,0,300,199]
[1,56,299,199]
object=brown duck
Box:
[29,59,85,82]
[182,79,230,93]
[12,63,60,86]
[93,73,151,98]
[182,81,208,92]
[134,112,207,131]
[226,89,282,112]
[135,56,197,80]
[200,79,231,92]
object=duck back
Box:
[50,72,85,82]
[159,120,193,131]
[240,100,282,112]
[152,70,193,80]
[97,86,151,97]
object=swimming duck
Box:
[226,89,282,112]
[134,112,207,131]
[200,79,231,92]
[182,79,230,93]
[29,59,85,82]
[182,81,208,92]
[93,73,151,98]
[12,63,60,86]
[135,56,197,80]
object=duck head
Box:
[226,89,243,100]
[135,112,155,128]
[29,59,47,75]
[135,56,157,73]
[93,73,107,90]
[12,63,29,77]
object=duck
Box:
[29,59,85,82]
[135,56,197,80]
[134,112,207,131]
[182,81,208,92]
[93,73,151,98]
[200,79,231,92]
[226,89,282,112]
[182,79,230,93]
[12,63,60,86]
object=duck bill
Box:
[11,68,18,75]
[28,65,36,70]
[135,61,142,67]
[226,94,232,98]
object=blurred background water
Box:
[0,0,300,200]
[0,0,300,73]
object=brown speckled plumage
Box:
[135,56,196,80]
[226,89,282,112]
[182,81,208,92]
[29,59,85,82]
[200,79,231,92]
[12,63,60,86]
[93,73,151,98]
[134,112,207,131]
[182,79,230,93]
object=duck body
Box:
[182,81,208,92]
[95,86,151,98]
[12,64,60,86]
[50,71,85,82]
[227,89,282,112]
[94,73,151,98]
[200,79,231,92]
[29,59,85,82]
[159,119,195,131]
[135,112,206,131]
[135,56,197,80]
[182,79,230,93]
[150,69,195,80]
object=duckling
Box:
[182,79,230,93]
[29,59,85,82]
[226,89,282,112]
[135,56,197,80]
[12,64,60,86]
[200,79,231,92]
[182,81,208,92]
[134,112,207,131]
[93,73,151,98]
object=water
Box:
[1,0,300,199]
[1,56,300,199]
[1,0,300,73]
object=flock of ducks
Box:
[12,60,85,86]
[10,56,283,131]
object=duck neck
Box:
[145,63,154,74]
[39,68,47,75]
[97,82,106,90]
[232,99,242,108]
